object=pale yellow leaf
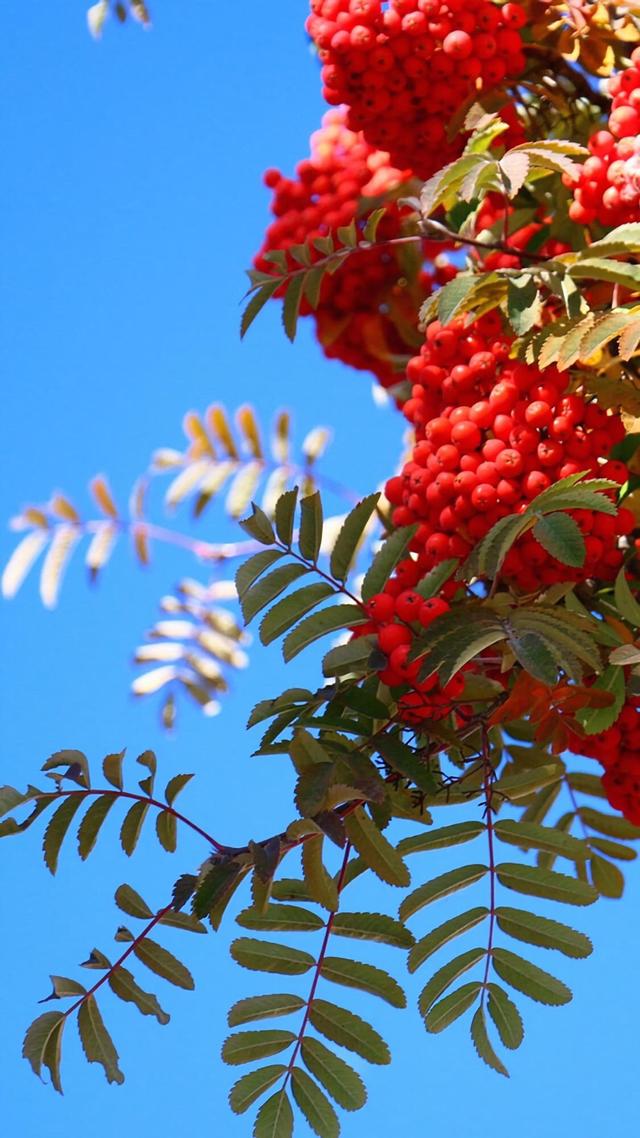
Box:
[184,653,226,683]
[225,462,263,518]
[1,531,49,599]
[40,526,80,608]
[165,460,210,509]
[132,665,178,695]
[87,0,109,38]
[135,643,184,663]
[197,460,235,499]
[261,468,290,517]
[151,448,183,471]
[302,427,332,464]
[152,620,196,640]
[133,527,150,566]
[86,523,118,578]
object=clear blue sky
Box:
[1,5,638,1136]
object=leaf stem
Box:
[63,903,173,1019]
[281,842,352,1091]
[480,723,497,1002]
[37,787,228,852]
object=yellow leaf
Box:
[133,527,150,566]
[165,460,210,509]
[183,411,215,459]
[50,494,80,523]
[206,405,238,459]
[225,462,263,518]
[89,476,118,519]
[302,427,332,464]
[235,405,263,459]
[271,411,290,464]
[132,666,179,695]
[40,526,80,608]
[87,1,109,39]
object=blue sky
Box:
[1,5,639,1136]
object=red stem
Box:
[39,787,226,852]
[281,842,352,1090]
[480,725,497,1001]
[64,904,173,1018]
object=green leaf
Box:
[241,563,310,625]
[239,504,277,546]
[486,984,524,1050]
[588,836,637,861]
[570,258,640,289]
[329,493,380,582]
[228,994,306,1028]
[77,995,125,1085]
[398,821,485,857]
[164,773,194,806]
[155,810,177,853]
[495,906,592,958]
[291,1068,340,1138]
[373,734,439,796]
[273,488,298,547]
[495,862,597,906]
[231,937,315,976]
[282,274,305,342]
[41,975,87,1000]
[136,750,156,795]
[322,636,376,679]
[23,1011,66,1093]
[532,512,586,568]
[260,583,334,646]
[408,908,489,974]
[229,1065,287,1115]
[160,909,207,933]
[578,807,640,840]
[76,795,116,860]
[236,550,285,598]
[418,948,485,1018]
[42,749,90,787]
[508,630,558,685]
[614,568,640,626]
[236,904,325,933]
[254,1089,294,1138]
[119,800,149,857]
[241,280,281,339]
[492,763,563,802]
[302,836,339,912]
[400,865,488,921]
[577,222,640,258]
[413,558,459,599]
[332,911,414,949]
[133,938,194,989]
[309,999,390,1065]
[283,605,366,662]
[491,948,572,1006]
[301,1037,366,1111]
[590,854,625,898]
[576,665,626,735]
[299,491,323,562]
[115,883,153,919]
[493,820,587,862]
[363,207,386,242]
[507,275,542,335]
[360,526,416,602]
[222,1029,296,1066]
[321,957,406,1008]
[344,807,409,887]
[192,859,247,925]
[424,981,482,1034]
[108,966,170,1025]
[102,751,124,790]
[471,1006,508,1077]
[43,795,85,874]
[437,272,486,325]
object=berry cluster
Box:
[384,315,632,592]
[567,49,640,227]
[354,568,466,724]
[568,697,640,825]
[255,108,453,387]
[306,0,527,178]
